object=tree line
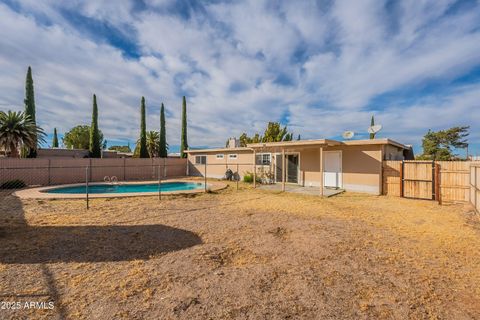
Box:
[0,67,472,160]
[235,122,298,147]
[417,126,470,160]
[0,66,189,158]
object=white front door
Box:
[324,151,342,188]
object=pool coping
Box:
[13,179,228,199]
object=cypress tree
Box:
[180,96,188,158]
[24,66,37,157]
[139,96,149,158]
[159,103,168,158]
[369,115,375,140]
[89,94,101,158]
[52,128,59,148]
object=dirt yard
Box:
[1,181,479,319]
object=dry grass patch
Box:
[0,182,479,319]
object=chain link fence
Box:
[1,158,281,211]
[188,161,278,186]
[0,158,189,209]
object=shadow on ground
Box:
[0,191,203,319]
[0,191,202,264]
[0,224,202,264]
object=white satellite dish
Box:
[367,124,382,134]
[342,131,355,139]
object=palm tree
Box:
[0,111,45,157]
[146,131,159,158]
[134,131,160,158]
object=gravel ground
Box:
[0,181,479,319]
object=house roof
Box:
[185,147,252,154]
[247,139,341,148]
[248,138,409,149]
[341,139,408,149]
[185,138,409,153]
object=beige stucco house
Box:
[186,138,412,195]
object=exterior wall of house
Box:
[187,142,405,195]
[330,145,383,194]
[297,145,383,194]
[188,150,254,179]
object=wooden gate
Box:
[400,161,439,201]
[383,161,471,203]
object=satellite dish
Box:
[342,131,355,139]
[367,124,382,134]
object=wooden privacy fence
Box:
[471,163,480,213]
[383,161,472,203]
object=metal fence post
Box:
[475,166,478,212]
[47,159,51,186]
[89,159,92,182]
[253,150,257,189]
[151,158,155,180]
[204,160,207,192]
[164,158,167,178]
[123,157,126,181]
[158,165,162,201]
[85,166,89,210]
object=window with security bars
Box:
[195,155,207,164]
[255,153,271,165]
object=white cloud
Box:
[288,82,480,147]
[0,0,479,151]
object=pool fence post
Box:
[163,157,167,178]
[47,159,51,186]
[253,149,257,189]
[89,158,92,182]
[204,161,207,192]
[123,157,126,181]
[85,166,89,210]
[158,165,162,201]
[236,163,239,191]
[282,148,286,192]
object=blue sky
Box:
[0,0,479,156]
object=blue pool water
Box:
[45,182,205,194]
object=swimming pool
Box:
[45,181,205,194]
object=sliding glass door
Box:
[275,153,299,184]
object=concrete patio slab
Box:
[258,184,344,197]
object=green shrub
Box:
[243,172,254,183]
[0,179,27,189]
[243,172,261,183]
